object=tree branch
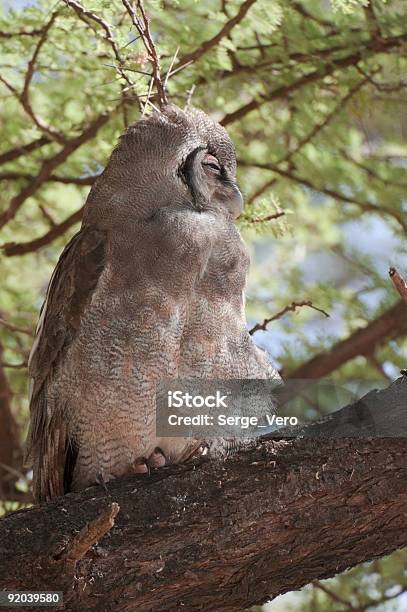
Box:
[249,300,330,334]
[245,210,285,224]
[0,112,110,230]
[0,27,47,38]
[0,171,98,186]
[0,136,51,166]
[389,268,407,306]
[2,207,84,256]
[287,300,407,379]
[241,160,407,233]
[64,0,139,103]
[18,11,65,143]
[220,34,407,125]
[173,0,257,75]
[0,379,405,609]
[0,317,32,337]
[121,0,167,107]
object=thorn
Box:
[164,46,179,89]
[122,35,141,48]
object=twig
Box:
[365,353,392,381]
[249,301,329,335]
[220,34,407,126]
[38,205,56,227]
[312,581,355,609]
[359,588,407,611]
[363,2,381,39]
[389,268,407,305]
[279,77,371,167]
[0,13,67,143]
[221,57,357,126]
[291,2,333,28]
[1,361,28,369]
[247,178,278,206]
[0,463,29,484]
[173,0,257,75]
[240,160,407,233]
[355,65,406,93]
[0,317,33,336]
[142,76,155,115]
[185,84,196,108]
[340,148,407,190]
[18,11,65,143]
[121,0,167,107]
[163,46,179,90]
[241,81,370,211]
[246,211,285,224]
[64,0,140,109]
[57,502,120,563]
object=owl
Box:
[25,106,280,502]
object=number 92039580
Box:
[0,592,62,607]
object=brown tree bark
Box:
[0,342,24,501]
[0,378,406,611]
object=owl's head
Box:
[84,105,243,224]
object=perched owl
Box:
[25,106,280,502]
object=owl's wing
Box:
[25,227,106,502]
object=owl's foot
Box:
[133,447,167,474]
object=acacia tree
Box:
[0,0,406,609]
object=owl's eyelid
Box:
[202,161,221,173]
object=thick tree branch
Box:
[0,112,110,230]
[0,171,98,186]
[221,34,407,125]
[288,300,407,379]
[0,379,405,610]
[2,207,84,256]
[0,27,47,38]
[0,136,51,166]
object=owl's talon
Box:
[148,447,166,468]
[189,443,209,459]
[133,458,149,474]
